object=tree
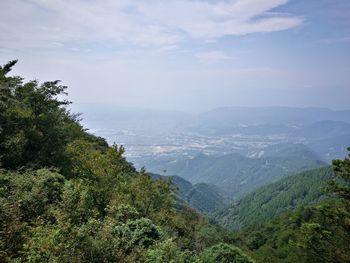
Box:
[146,238,191,263]
[199,243,255,263]
[0,169,65,259]
[294,149,350,263]
[331,147,350,202]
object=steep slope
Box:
[186,183,228,214]
[213,166,332,230]
[150,173,228,213]
[147,144,325,198]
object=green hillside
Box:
[233,198,350,263]
[188,183,228,213]
[213,166,332,230]
[148,146,325,198]
[150,174,228,214]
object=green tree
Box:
[0,169,65,259]
[199,243,255,263]
[331,147,350,202]
[146,238,191,263]
[0,60,85,171]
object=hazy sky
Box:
[1,0,349,111]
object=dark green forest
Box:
[1,61,350,262]
[213,166,333,230]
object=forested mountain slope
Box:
[220,160,350,263]
[150,173,228,213]
[148,144,325,198]
[213,166,332,230]
[233,198,350,263]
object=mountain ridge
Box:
[213,166,333,231]
[147,143,326,198]
[149,173,229,213]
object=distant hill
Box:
[289,120,350,161]
[292,120,350,139]
[253,142,324,159]
[189,108,350,162]
[306,133,350,162]
[193,107,350,129]
[147,143,325,198]
[71,105,350,163]
[213,166,332,231]
[149,173,228,214]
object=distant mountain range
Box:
[147,143,325,198]
[76,105,350,164]
[291,120,350,139]
[212,166,332,230]
[193,107,350,128]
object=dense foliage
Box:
[0,61,251,262]
[231,199,350,263]
[214,166,332,230]
[228,150,350,262]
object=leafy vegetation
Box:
[213,166,332,230]
[229,198,350,263]
[199,243,255,263]
[223,149,350,263]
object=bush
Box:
[199,243,255,263]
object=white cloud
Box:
[0,0,302,51]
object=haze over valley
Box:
[74,104,349,197]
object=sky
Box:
[0,0,349,112]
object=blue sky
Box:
[0,0,349,111]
